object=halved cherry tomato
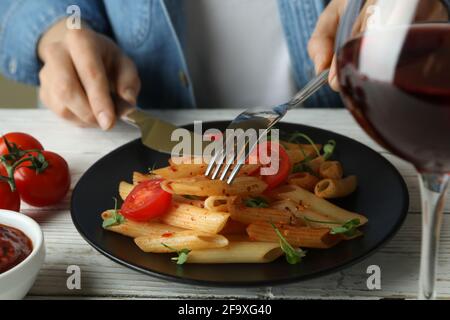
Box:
[121,179,172,222]
[0,165,20,212]
[0,133,43,156]
[14,151,70,207]
[250,141,292,190]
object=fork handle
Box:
[287,69,330,110]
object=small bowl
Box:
[0,210,45,300]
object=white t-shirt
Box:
[184,0,297,109]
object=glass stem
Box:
[418,173,449,300]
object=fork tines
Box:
[205,132,259,185]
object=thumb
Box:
[115,55,141,106]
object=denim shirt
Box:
[6,0,425,110]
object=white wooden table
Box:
[1,109,449,300]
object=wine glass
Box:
[335,0,450,299]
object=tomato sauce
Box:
[0,224,33,274]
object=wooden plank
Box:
[1,109,450,299]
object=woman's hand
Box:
[38,20,141,130]
[308,0,448,92]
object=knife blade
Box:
[115,96,209,156]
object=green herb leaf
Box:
[161,243,191,265]
[271,224,305,265]
[173,249,191,265]
[323,140,337,160]
[148,163,157,174]
[102,197,125,229]
[245,197,269,208]
[330,219,360,237]
[303,217,361,237]
[292,161,316,176]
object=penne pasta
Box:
[220,220,248,235]
[294,206,342,229]
[315,176,358,199]
[288,172,320,192]
[102,132,368,266]
[319,161,344,180]
[160,176,268,197]
[135,230,229,253]
[119,181,134,200]
[204,196,230,212]
[238,164,261,176]
[101,211,184,238]
[133,172,155,185]
[229,201,298,226]
[270,200,299,215]
[247,222,342,249]
[153,163,208,179]
[169,156,205,166]
[308,156,326,174]
[172,195,205,208]
[274,185,368,225]
[285,148,317,164]
[161,203,230,234]
[186,241,283,264]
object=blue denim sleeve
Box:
[0,0,109,85]
[442,0,450,13]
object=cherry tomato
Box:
[121,179,172,222]
[0,165,20,212]
[250,142,292,190]
[0,133,43,156]
[14,151,70,207]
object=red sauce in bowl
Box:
[0,224,33,274]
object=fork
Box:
[205,69,330,184]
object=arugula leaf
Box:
[303,217,361,237]
[323,140,337,160]
[292,161,317,176]
[161,243,192,265]
[102,197,125,229]
[271,224,305,265]
[330,219,360,237]
[245,197,269,208]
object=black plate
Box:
[71,121,409,286]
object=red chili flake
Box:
[162,232,174,238]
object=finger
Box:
[115,54,141,106]
[40,84,90,127]
[67,30,116,130]
[39,45,96,125]
[308,0,344,73]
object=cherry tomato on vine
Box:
[14,151,70,207]
[0,133,43,156]
[121,179,172,222]
[0,165,20,212]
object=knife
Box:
[115,96,209,156]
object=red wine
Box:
[338,25,450,173]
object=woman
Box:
[0,0,448,130]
